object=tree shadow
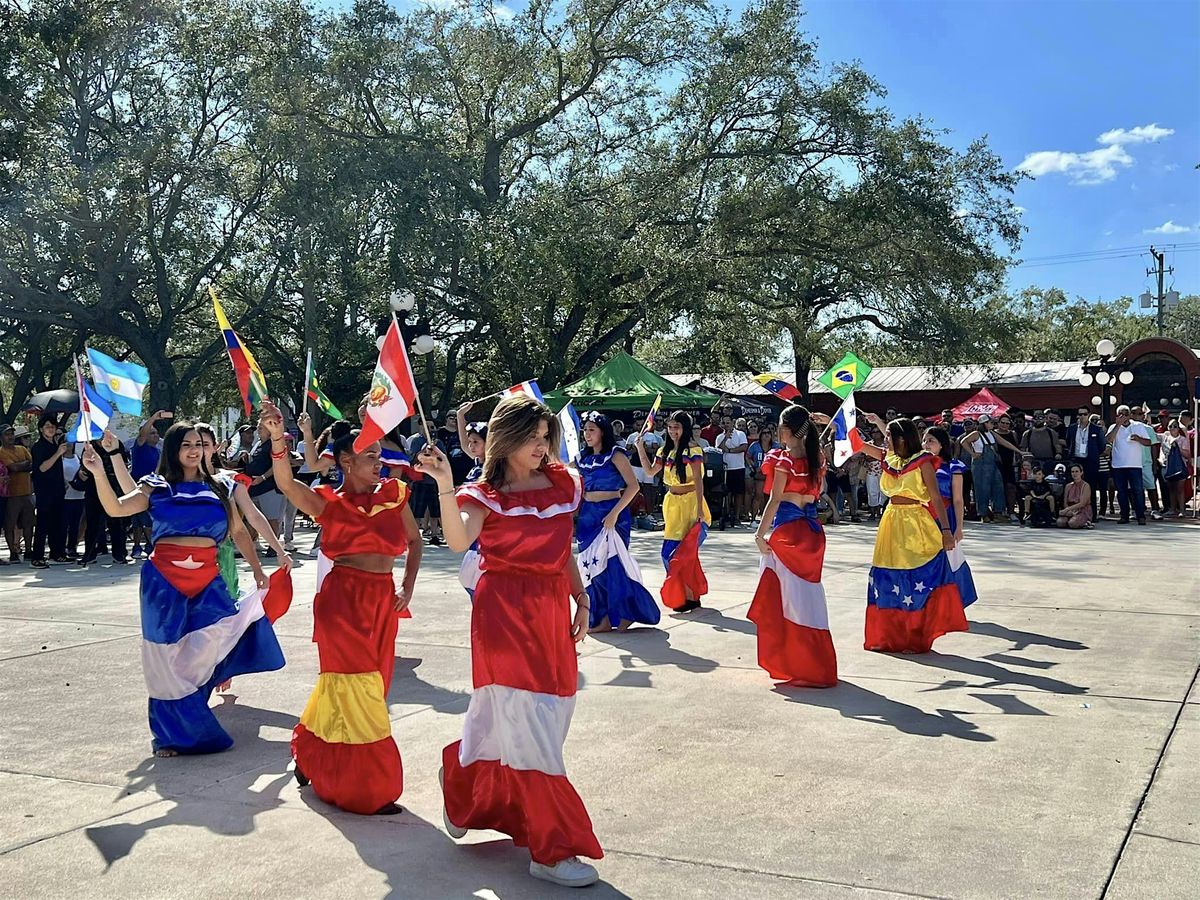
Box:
[388,656,470,713]
[773,680,995,742]
[86,701,296,870]
[298,794,631,898]
[897,652,1088,695]
[689,606,756,636]
[586,628,719,677]
[969,620,1089,652]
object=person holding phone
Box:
[30,416,70,567]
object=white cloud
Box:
[1097,124,1174,145]
[1013,205,1026,215]
[1145,221,1192,234]
[1017,123,1173,185]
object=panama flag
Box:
[68,359,113,443]
[831,392,865,466]
[752,374,802,402]
[86,347,149,415]
[211,286,269,416]
[501,380,544,403]
[558,401,583,463]
[355,319,419,453]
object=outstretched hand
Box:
[81,443,104,474]
[296,412,313,434]
[258,400,286,441]
[415,444,453,485]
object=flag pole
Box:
[392,313,433,446]
[302,348,311,417]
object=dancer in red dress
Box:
[418,395,602,889]
[260,401,423,816]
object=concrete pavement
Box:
[0,518,1196,899]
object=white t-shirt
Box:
[635,432,663,484]
[1109,422,1151,469]
[716,429,748,470]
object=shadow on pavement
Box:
[969,620,1089,652]
[897,652,1088,695]
[772,680,996,742]
[586,628,719,678]
[689,607,756,636]
[389,656,470,711]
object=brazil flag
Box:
[817,352,872,399]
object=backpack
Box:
[1164,442,1187,482]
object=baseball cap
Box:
[978,414,992,424]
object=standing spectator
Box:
[993,412,1022,523]
[30,416,70,567]
[863,427,884,519]
[1129,407,1164,520]
[634,423,663,518]
[407,430,445,545]
[1066,407,1106,522]
[76,432,132,566]
[129,410,169,558]
[0,448,7,565]
[746,426,779,521]
[1046,410,1067,444]
[227,424,254,470]
[62,444,86,558]
[939,409,964,439]
[714,415,749,524]
[1095,418,1116,518]
[1,424,35,562]
[1056,463,1093,529]
[691,424,710,449]
[955,417,976,517]
[611,419,628,449]
[244,417,285,556]
[1107,405,1153,525]
[961,416,1017,523]
[699,415,721,446]
[1020,411,1062,474]
[1160,419,1192,516]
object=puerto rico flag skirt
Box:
[293,565,405,814]
[441,569,603,866]
[141,544,286,754]
[865,505,967,653]
[747,503,837,686]
[577,498,660,629]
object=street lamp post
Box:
[1077,338,1134,423]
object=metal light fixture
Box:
[389,290,416,312]
[376,335,386,351]
[413,334,436,355]
[1078,372,1094,387]
[1118,370,1134,385]
[1095,371,1111,386]
[1091,395,1103,406]
[1096,338,1116,358]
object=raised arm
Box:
[634,434,663,477]
[81,443,148,518]
[261,401,326,519]
[138,410,169,446]
[456,401,475,451]
[416,445,487,552]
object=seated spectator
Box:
[1047,462,1068,504]
[1023,466,1056,527]
[1057,463,1093,529]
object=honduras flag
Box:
[67,375,113,443]
[558,401,583,463]
[831,392,865,466]
[87,347,149,415]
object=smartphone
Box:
[162,411,174,419]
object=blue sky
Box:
[794,0,1200,302]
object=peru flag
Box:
[831,392,865,466]
[355,319,418,453]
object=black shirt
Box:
[31,437,65,498]
[243,440,277,497]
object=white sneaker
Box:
[438,767,466,839]
[529,857,599,888]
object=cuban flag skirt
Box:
[576,498,660,629]
[747,503,837,686]
[865,507,967,653]
[142,544,286,754]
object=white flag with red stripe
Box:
[355,319,418,452]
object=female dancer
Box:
[748,405,836,686]
[857,414,966,653]
[259,401,422,816]
[419,395,602,889]
[634,410,710,613]
[924,426,978,608]
[454,403,488,598]
[575,412,659,632]
[82,422,286,756]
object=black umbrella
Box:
[22,389,79,415]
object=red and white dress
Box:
[747,449,837,686]
[441,463,603,866]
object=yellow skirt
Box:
[662,490,712,542]
[873,504,941,570]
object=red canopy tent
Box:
[952,387,1009,420]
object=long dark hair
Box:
[157,421,230,505]
[887,418,923,460]
[331,428,363,470]
[779,405,821,474]
[193,422,226,473]
[662,410,694,482]
[925,425,953,464]
[581,412,616,457]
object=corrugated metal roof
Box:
[663,360,1088,396]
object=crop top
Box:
[761,448,825,497]
[880,452,936,502]
[655,444,704,488]
[140,473,234,545]
[314,478,412,558]
[577,448,628,493]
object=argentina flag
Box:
[87,347,150,415]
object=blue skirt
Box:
[577,498,660,629]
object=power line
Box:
[1016,241,1200,265]
[1015,247,1200,270]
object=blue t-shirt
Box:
[131,442,162,479]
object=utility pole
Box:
[1146,247,1172,336]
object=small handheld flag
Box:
[558,402,583,463]
[68,357,113,443]
[752,374,802,403]
[211,286,269,416]
[641,393,662,435]
[86,347,149,415]
[304,350,344,420]
[817,352,872,399]
[356,318,420,453]
[501,380,545,403]
[831,392,865,466]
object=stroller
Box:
[703,447,734,530]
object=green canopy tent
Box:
[543,352,718,412]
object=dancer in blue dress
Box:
[83,422,286,756]
[575,413,659,632]
[924,426,978,608]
